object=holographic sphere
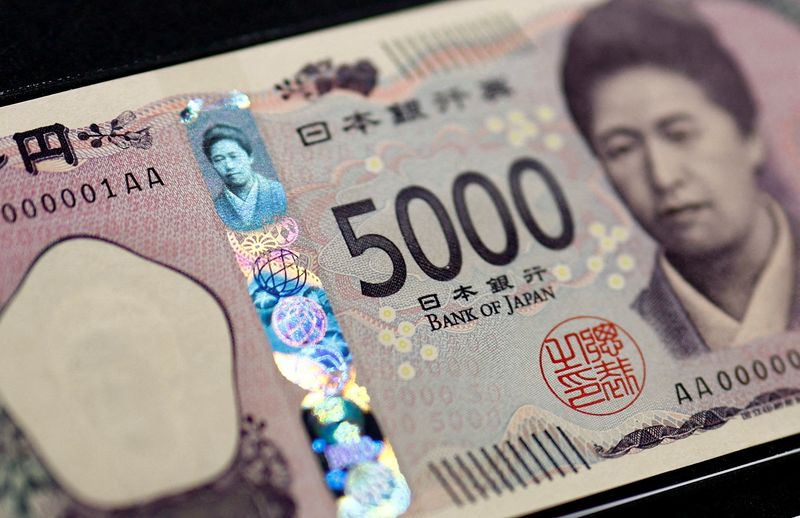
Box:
[271,296,327,347]
[253,248,307,297]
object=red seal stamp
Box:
[539,316,646,416]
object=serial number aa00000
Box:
[676,348,800,405]
[332,157,574,297]
[1,168,164,224]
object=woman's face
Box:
[209,138,255,189]
[590,66,764,259]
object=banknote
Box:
[1,0,799,517]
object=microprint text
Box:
[1,168,165,224]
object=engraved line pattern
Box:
[506,440,537,484]
[429,427,590,506]
[544,428,577,474]
[482,446,513,492]
[443,458,475,504]
[380,13,534,79]
[596,388,800,458]
[559,426,591,470]
[532,432,564,477]
[468,450,500,496]
[494,443,526,488]
[428,462,462,507]
[519,436,550,481]
[456,454,488,500]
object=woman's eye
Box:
[663,123,698,144]
[604,141,635,160]
[666,129,694,143]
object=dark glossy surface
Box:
[0,0,434,106]
[535,434,800,517]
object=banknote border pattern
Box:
[594,388,800,458]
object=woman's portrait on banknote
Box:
[561,0,799,358]
[196,119,286,232]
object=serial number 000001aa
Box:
[1,167,164,224]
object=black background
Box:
[1,1,798,516]
[0,0,434,106]
[538,434,799,517]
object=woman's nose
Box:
[646,140,685,192]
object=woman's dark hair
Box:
[201,124,253,160]
[561,0,757,149]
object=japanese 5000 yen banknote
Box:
[1,0,799,516]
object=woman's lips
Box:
[659,202,711,224]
